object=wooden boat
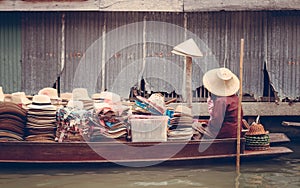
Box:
[0,137,292,165]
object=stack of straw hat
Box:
[90,102,128,141]
[25,95,57,142]
[167,127,194,141]
[167,105,194,141]
[71,88,93,110]
[133,93,167,115]
[60,92,73,107]
[245,122,270,150]
[169,105,194,128]
[0,102,27,141]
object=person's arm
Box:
[208,98,226,130]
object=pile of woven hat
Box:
[245,122,270,150]
[56,102,91,142]
[25,95,57,142]
[71,88,94,110]
[55,88,93,142]
[167,105,194,141]
[89,92,129,141]
[0,101,27,141]
[133,93,167,115]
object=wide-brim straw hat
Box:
[245,123,269,136]
[60,92,73,101]
[93,91,121,104]
[27,95,57,110]
[11,92,32,105]
[38,87,60,100]
[72,88,91,101]
[203,67,240,97]
[27,109,57,116]
[148,93,166,110]
[171,38,203,57]
[66,100,84,110]
[136,93,166,114]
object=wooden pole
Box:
[186,56,193,109]
[236,39,244,174]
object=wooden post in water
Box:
[186,56,193,108]
[236,39,244,174]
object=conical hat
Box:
[171,38,203,57]
[203,68,240,97]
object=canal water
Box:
[0,141,299,188]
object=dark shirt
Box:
[208,95,243,139]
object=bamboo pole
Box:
[186,56,193,109]
[236,38,244,174]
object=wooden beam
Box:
[168,102,300,116]
[184,0,300,12]
[99,0,183,12]
[0,0,299,11]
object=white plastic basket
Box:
[129,115,168,142]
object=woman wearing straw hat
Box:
[202,67,243,139]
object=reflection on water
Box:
[0,142,299,188]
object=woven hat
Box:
[174,105,192,117]
[203,67,240,97]
[148,93,166,112]
[60,92,73,101]
[11,92,32,105]
[136,94,166,114]
[245,123,268,136]
[66,100,84,110]
[38,87,60,100]
[72,88,91,101]
[27,95,56,110]
[0,87,4,102]
[96,91,121,104]
[171,38,203,57]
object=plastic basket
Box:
[129,115,168,142]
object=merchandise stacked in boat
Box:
[72,88,94,110]
[127,93,168,142]
[0,102,27,141]
[55,88,94,142]
[245,122,270,150]
[168,105,194,141]
[56,91,129,142]
[56,105,91,142]
[25,95,57,142]
[89,92,129,141]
